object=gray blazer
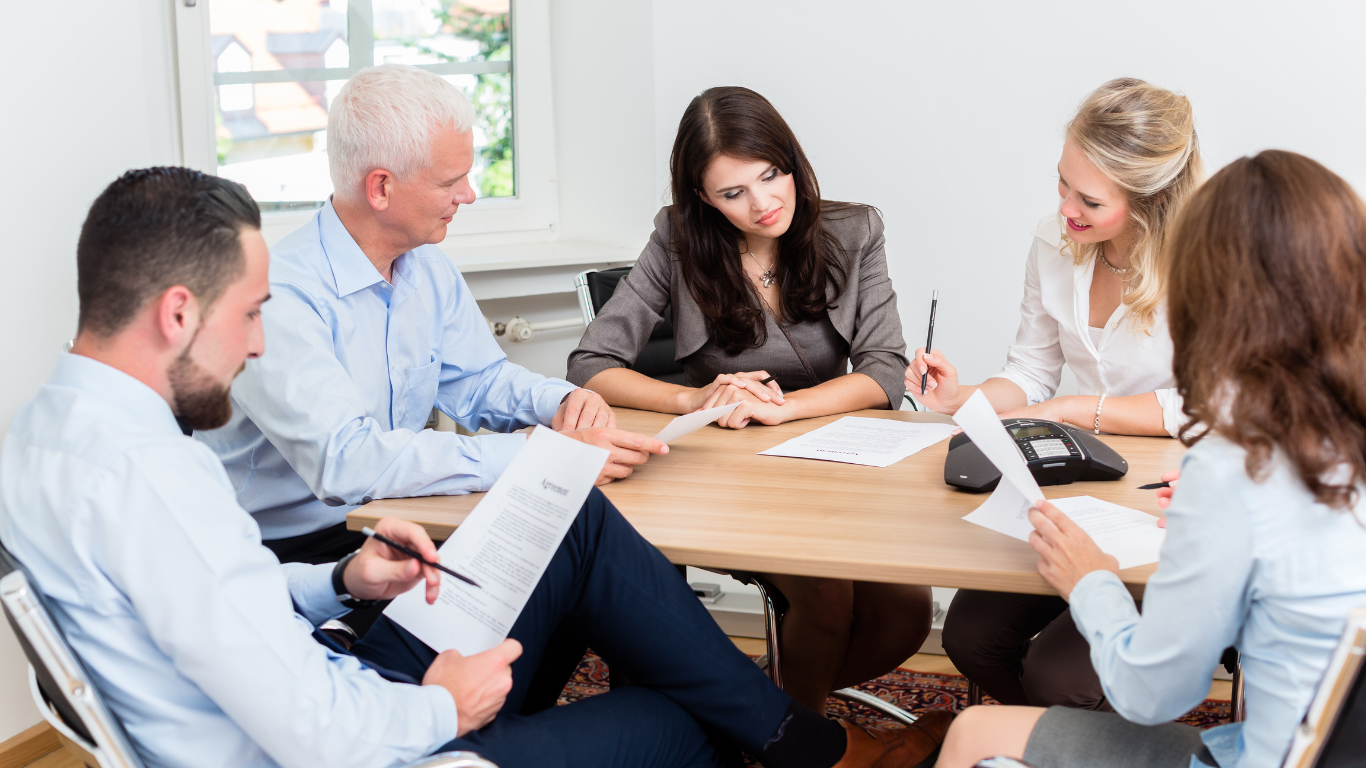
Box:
[567,205,909,408]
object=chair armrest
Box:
[398,751,499,768]
[974,758,1037,768]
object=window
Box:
[175,0,557,242]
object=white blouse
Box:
[991,215,1185,437]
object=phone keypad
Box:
[1019,435,1082,462]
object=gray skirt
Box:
[1022,707,1219,767]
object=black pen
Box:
[921,289,938,395]
[361,526,481,588]
[1137,481,1172,490]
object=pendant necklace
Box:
[744,248,776,288]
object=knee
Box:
[855,585,933,652]
[1019,648,1106,710]
[937,706,993,768]
[941,603,1017,674]
[783,578,854,635]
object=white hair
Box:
[327,64,477,199]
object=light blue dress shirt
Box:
[0,354,458,768]
[1068,436,1366,768]
[196,202,575,539]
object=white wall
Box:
[649,0,1366,386]
[0,0,181,741]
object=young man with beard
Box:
[0,168,952,768]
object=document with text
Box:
[962,486,1165,570]
[382,427,608,654]
[654,402,742,444]
[758,416,958,467]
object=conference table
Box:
[347,409,1186,599]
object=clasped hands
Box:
[339,517,521,737]
[678,371,789,429]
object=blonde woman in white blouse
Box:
[907,78,1204,711]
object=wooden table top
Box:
[349,409,1185,598]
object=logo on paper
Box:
[541,479,569,496]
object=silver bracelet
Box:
[1094,392,1108,435]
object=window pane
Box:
[209,0,350,74]
[446,72,514,199]
[372,0,510,64]
[217,80,344,205]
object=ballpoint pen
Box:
[361,527,481,588]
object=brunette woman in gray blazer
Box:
[567,86,932,712]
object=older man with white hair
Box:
[198,65,661,573]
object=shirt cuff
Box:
[1155,387,1186,438]
[475,432,530,491]
[415,683,460,748]
[533,380,578,425]
[1067,569,1140,641]
[283,562,349,626]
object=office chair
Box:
[0,540,498,768]
[970,607,1366,768]
[574,268,687,385]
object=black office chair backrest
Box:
[0,540,145,768]
[576,267,686,385]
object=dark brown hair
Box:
[1167,150,1366,509]
[668,86,853,353]
[77,167,260,336]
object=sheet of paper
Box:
[951,389,1045,503]
[757,416,959,468]
[654,402,742,444]
[963,489,1166,570]
[382,426,608,654]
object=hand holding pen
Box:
[362,526,481,589]
[337,519,453,605]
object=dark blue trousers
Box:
[350,488,793,768]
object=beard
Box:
[168,346,236,432]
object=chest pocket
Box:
[401,358,442,431]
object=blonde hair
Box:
[1060,77,1204,332]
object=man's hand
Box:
[564,427,668,485]
[423,639,523,737]
[343,517,442,604]
[1027,500,1119,600]
[553,389,616,431]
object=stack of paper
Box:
[952,390,1164,570]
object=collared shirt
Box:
[1068,436,1366,768]
[991,215,1185,437]
[196,202,575,539]
[0,354,457,768]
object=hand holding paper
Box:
[953,390,1164,570]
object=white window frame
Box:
[172,0,558,247]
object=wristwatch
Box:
[332,550,380,609]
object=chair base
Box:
[832,687,920,726]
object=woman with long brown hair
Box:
[567,86,934,713]
[935,150,1366,768]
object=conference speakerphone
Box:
[943,418,1129,493]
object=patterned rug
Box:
[556,651,1232,730]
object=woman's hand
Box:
[678,373,783,414]
[1027,500,1119,600]
[905,349,963,413]
[1156,469,1180,509]
[713,387,797,429]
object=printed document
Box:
[654,402,742,444]
[383,427,608,654]
[758,416,958,467]
[963,487,1165,569]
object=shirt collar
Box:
[1033,213,1065,250]
[48,353,183,437]
[318,201,386,298]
